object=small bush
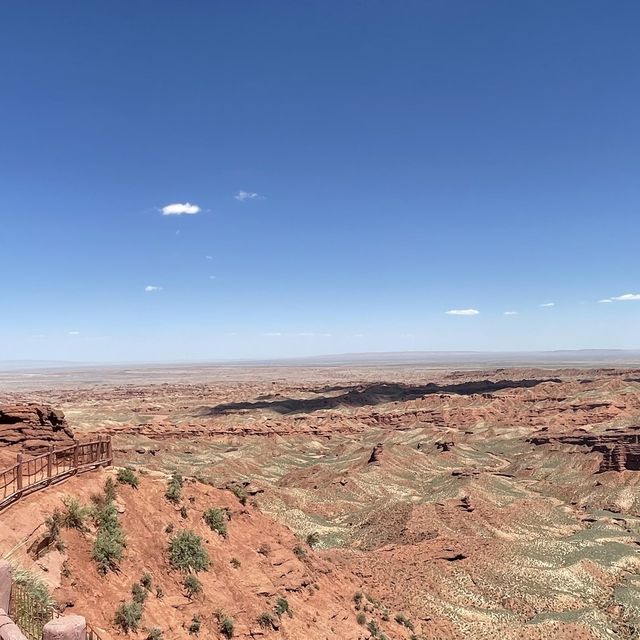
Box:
[44,509,65,552]
[230,484,247,506]
[165,472,183,504]
[356,612,366,625]
[306,531,320,548]
[155,586,164,599]
[114,601,143,633]
[165,523,174,535]
[203,508,228,537]
[257,543,271,557]
[104,477,117,502]
[230,557,241,568]
[367,620,381,636]
[12,567,54,609]
[275,596,291,618]
[132,582,148,604]
[117,468,140,489]
[395,613,415,631]
[61,496,90,531]
[353,591,364,608]
[258,612,276,629]
[146,628,163,640]
[293,544,307,560]
[219,615,234,638]
[188,615,201,635]
[168,531,210,573]
[183,574,202,599]
[140,572,153,590]
[92,502,126,575]
[180,505,188,519]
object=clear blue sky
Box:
[1,1,639,362]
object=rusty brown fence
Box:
[0,437,112,511]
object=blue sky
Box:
[1,1,639,362]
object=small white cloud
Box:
[205,255,213,260]
[161,202,201,216]
[598,299,613,304]
[68,331,80,336]
[145,285,163,292]
[446,309,480,316]
[234,190,263,202]
[610,293,640,301]
[504,311,519,315]
[540,302,555,308]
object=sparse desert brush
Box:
[165,471,183,504]
[188,615,201,635]
[44,509,65,552]
[155,585,164,599]
[257,542,271,556]
[168,530,210,572]
[230,484,248,505]
[140,572,153,590]
[114,601,143,633]
[203,508,228,537]
[61,496,90,531]
[353,591,364,608]
[258,612,276,629]
[116,467,140,489]
[356,612,366,625]
[230,557,241,568]
[183,574,202,599]
[275,596,291,618]
[180,505,188,519]
[132,582,148,604]
[293,544,307,559]
[395,613,415,631]
[218,614,234,638]
[92,501,126,575]
[306,531,320,548]
[11,566,54,610]
[145,628,163,640]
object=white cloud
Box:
[446,309,480,316]
[504,311,519,315]
[540,302,555,308]
[161,202,201,216]
[68,331,80,336]
[234,190,263,202]
[610,293,640,301]
[145,285,163,292]
[598,299,613,304]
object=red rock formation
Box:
[0,403,75,452]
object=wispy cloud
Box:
[540,302,555,308]
[145,285,163,292]
[68,331,80,336]
[205,255,213,260]
[262,332,282,337]
[234,190,263,202]
[610,293,640,301]
[598,299,613,304]
[504,311,519,315]
[446,309,479,316]
[161,202,201,216]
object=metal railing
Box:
[0,437,113,511]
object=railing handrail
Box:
[0,436,113,512]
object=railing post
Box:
[47,444,54,481]
[107,436,113,465]
[16,454,23,494]
[73,442,79,471]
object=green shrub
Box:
[219,615,234,638]
[230,557,241,568]
[293,544,307,560]
[367,620,381,636]
[11,567,54,610]
[258,612,276,629]
[275,597,291,618]
[44,509,65,552]
[116,468,140,489]
[140,572,153,591]
[114,601,143,633]
[306,531,320,548]
[132,582,148,604]
[61,496,90,531]
[203,508,228,537]
[353,591,364,608]
[356,612,366,625]
[92,502,126,575]
[230,484,247,505]
[104,477,117,502]
[165,472,183,504]
[145,628,163,640]
[183,574,202,599]
[168,531,210,573]
[395,613,414,631]
[188,615,201,635]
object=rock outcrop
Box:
[0,403,74,452]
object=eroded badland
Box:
[1,361,640,639]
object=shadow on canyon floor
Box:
[198,378,562,416]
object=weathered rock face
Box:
[0,403,75,452]
[529,428,640,472]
